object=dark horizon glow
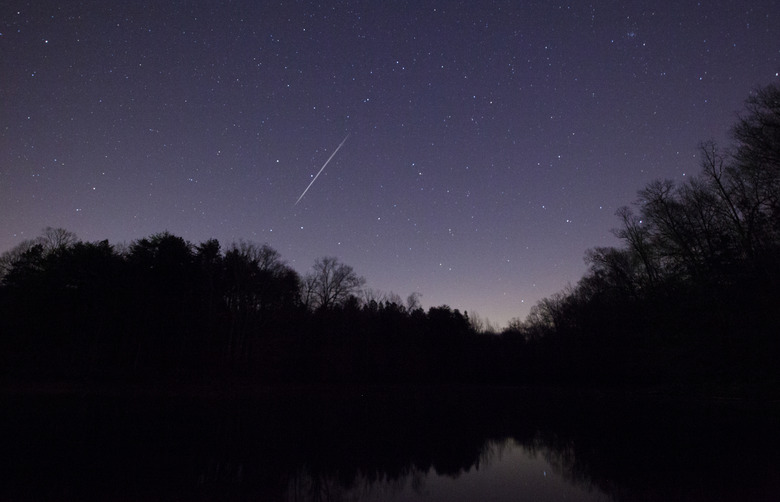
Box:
[2,1,779,326]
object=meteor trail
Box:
[294,134,350,206]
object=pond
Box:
[286,436,611,502]
[2,386,779,501]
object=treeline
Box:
[0,229,521,384]
[508,84,780,389]
[1,84,778,390]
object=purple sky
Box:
[2,1,779,327]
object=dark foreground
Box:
[2,384,779,501]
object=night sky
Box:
[2,1,779,327]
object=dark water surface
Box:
[2,386,779,501]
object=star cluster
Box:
[2,1,779,326]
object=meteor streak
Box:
[294,134,350,206]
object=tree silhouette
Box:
[40,226,78,250]
[513,83,780,387]
[223,241,301,363]
[302,256,365,310]
[0,227,77,280]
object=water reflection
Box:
[286,438,611,502]
[2,388,779,501]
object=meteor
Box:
[294,134,350,206]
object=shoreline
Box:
[3,377,779,404]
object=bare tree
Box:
[406,291,422,312]
[385,291,403,307]
[40,227,78,250]
[614,206,659,288]
[468,311,498,335]
[730,84,780,246]
[300,273,319,311]
[303,256,365,310]
[360,288,387,307]
[0,239,39,280]
[0,227,78,280]
[229,240,287,275]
